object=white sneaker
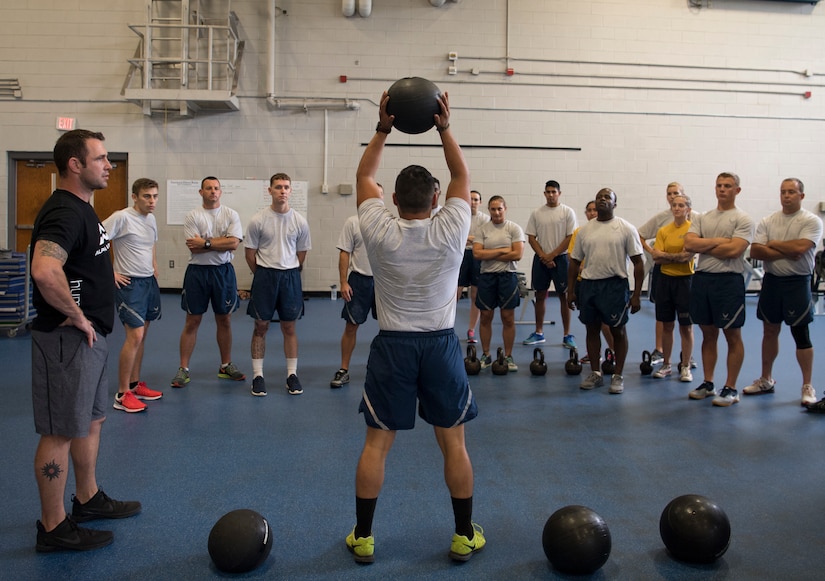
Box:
[802,384,817,406]
[609,374,624,394]
[652,364,672,379]
[689,382,716,400]
[712,386,740,407]
[742,377,776,396]
[679,366,693,383]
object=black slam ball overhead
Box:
[542,505,612,575]
[386,77,442,134]
[208,509,273,573]
[659,494,731,563]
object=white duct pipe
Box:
[267,0,276,97]
[268,97,360,110]
[322,109,329,194]
[430,0,447,6]
[357,0,372,17]
[342,0,355,17]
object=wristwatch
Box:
[376,122,392,134]
[204,238,212,250]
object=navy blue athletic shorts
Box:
[476,271,520,311]
[116,276,161,328]
[757,272,813,327]
[689,271,745,329]
[360,329,478,430]
[247,266,303,322]
[531,253,569,294]
[577,277,631,327]
[181,263,239,316]
[341,271,376,325]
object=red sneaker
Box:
[132,381,163,401]
[113,390,147,413]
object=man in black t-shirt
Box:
[30,129,141,553]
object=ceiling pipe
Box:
[342,0,355,17]
[430,0,447,6]
[268,97,360,111]
[267,0,276,97]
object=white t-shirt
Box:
[571,217,643,280]
[689,208,754,274]
[466,211,491,250]
[102,207,157,278]
[637,208,673,241]
[184,205,243,266]
[639,208,703,242]
[245,207,311,270]
[754,209,823,277]
[525,204,577,254]
[358,197,470,332]
[477,220,526,274]
[337,215,372,277]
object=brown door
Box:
[14,158,129,252]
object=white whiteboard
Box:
[166,179,309,227]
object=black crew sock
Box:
[451,496,474,539]
[354,496,377,539]
[129,381,139,390]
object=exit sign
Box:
[56,117,76,131]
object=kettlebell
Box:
[464,345,481,376]
[530,347,547,376]
[491,347,509,376]
[601,348,616,376]
[565,348,583,376]
[640,350,653,375]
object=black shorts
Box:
[458,248,481,287]
[655,273,693,326]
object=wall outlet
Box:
[169,260,175,268]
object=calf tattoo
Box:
[41,459,63,481]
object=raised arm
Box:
[356,92,393,208]
[435,93,470,206]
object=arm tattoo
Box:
[38,240,68,264]
[41,459,64,481]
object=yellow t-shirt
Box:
[654,221,693,277]
[569,227,584,281]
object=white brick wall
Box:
[1,0,824,290]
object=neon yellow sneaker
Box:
[449,522,486,562]
[345,527,374,563]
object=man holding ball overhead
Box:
[345,88,484,563]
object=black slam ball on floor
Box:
[208,509,273,573]
[542,505,612,574]
[659,494,731,563]
[386,77,442,134]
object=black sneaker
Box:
[36,515,113,552]
[71,489,142,522]
[286,374,303,395]
[806,397,825,414]
[251,376,267,397]
[330,369,349,388]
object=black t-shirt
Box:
[30,189,115,335]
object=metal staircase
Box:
[122,0,244,116]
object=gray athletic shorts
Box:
[32,327,109,438]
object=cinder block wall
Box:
[1,0,823,290]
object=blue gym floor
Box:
[2,292,824,580]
